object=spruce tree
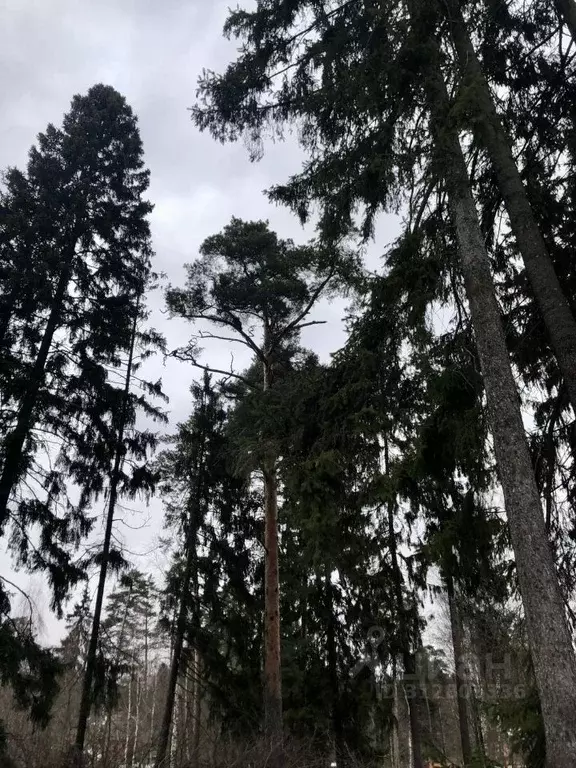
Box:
[0,85,164,627]
[192,4,576,763]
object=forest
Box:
[0,0,575,767]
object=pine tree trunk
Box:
[416,24,576,765]
[447,579,472,765]
[0,258,73,524]
[74,300,140,764]
[262,350,283,760]
[384,475,423,768]
[263,465,282,753]
[443,0,576,416]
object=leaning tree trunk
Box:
[0,256,73,525]
[262,348,283,760]
[446,578,472,766]
[442,0,576,416]
[74,299,140,763]
[414,18,576,763]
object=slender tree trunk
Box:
[133,673,141,767]
[442,0,576,415]
[415,22,576,764]
[0,259,73,524]
[154,470,203,767]
[191,649,201,768]
[384,460,423,768]
[446,578,472,765]
[74,299,140,763]
[325,567,344,763]
[263,465,282,748]
[155,593,192,767]
[436,697,447,760]
[0,284,17,353]
[151,671,158,741]
[183,668,191,764]
[390,666,401,768]
[103,707,113,767]
[405,684,414,768]
[170,681,179,768]
[471,685,486,767]
[554,0,576,44]
[124,674,133,768]
[262,349,283,758]
[423,685,434,751]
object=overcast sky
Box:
[0,0,401,642]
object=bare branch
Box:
[169,349,257,389]
[179,311,265,361]
[270,269,335,352]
